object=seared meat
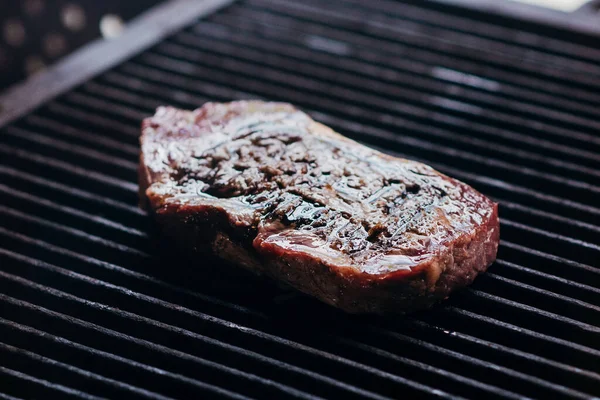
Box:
[139,101,499,313]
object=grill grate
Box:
[1,0,600,399]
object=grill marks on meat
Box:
[139,101,499,313]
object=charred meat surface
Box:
[139,101,499,313]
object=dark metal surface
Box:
[1,0,599,399]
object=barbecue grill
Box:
[0,0,599,398]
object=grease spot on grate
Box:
[304,35,351,56]
[430,96,483,115]
[432,66,501,92]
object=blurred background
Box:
[0,0,595,92]
[0,0,162,91]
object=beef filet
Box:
[139,101,499,314]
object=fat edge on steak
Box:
[139,101,499,314]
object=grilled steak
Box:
[139,101,499,313]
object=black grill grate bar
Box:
[0,342,173,400]
[24,115,139,158]
[0,227,267,318]
[45,102,140,139]
[333,339,524,400]
[2,276,498,400]
[0,392,23,400]
[440,306,600,357]
[494,260,600,304]
[0,184,148,250]
[84,81,174,115]
[0,188,147,254]
[498,201,600,240]
[165,34,600,177]
[462,289,600,333]
[0,143,138,196]
[0,262,450,400]
[1,253,593,399]
[88,71,600,227]
[302,0,600,66]
[373,318,600,388]
[482,273,600,320]
[130,52,600,202]
[247,0,600,90]
[3,226,597,393]
[0,184,146,240]
[500,241,600,287]
[180,24,600,135]
[0,319,253,400]
[63,92,148,125]
[0,366,99,400]
[332,0,600,61]
[199,17,600,121]
[0,206,149,261]
[222,4,600,107]
[4,125,138,174]
[0,290,331,400]
[145,45,600,163]
[0,167,146,237]
[500,219,600,264]
[354,331,591,400]
[2,225,596,396]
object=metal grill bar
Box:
[331,0,600,62]
[24,115,139,158]
[0,366,99,399]
[229,5,600,108]
[247,0,600,90]
[0,319,251,400]
[0,342,171,400]
[296,0,600,67]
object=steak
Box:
[139,101,499,314]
